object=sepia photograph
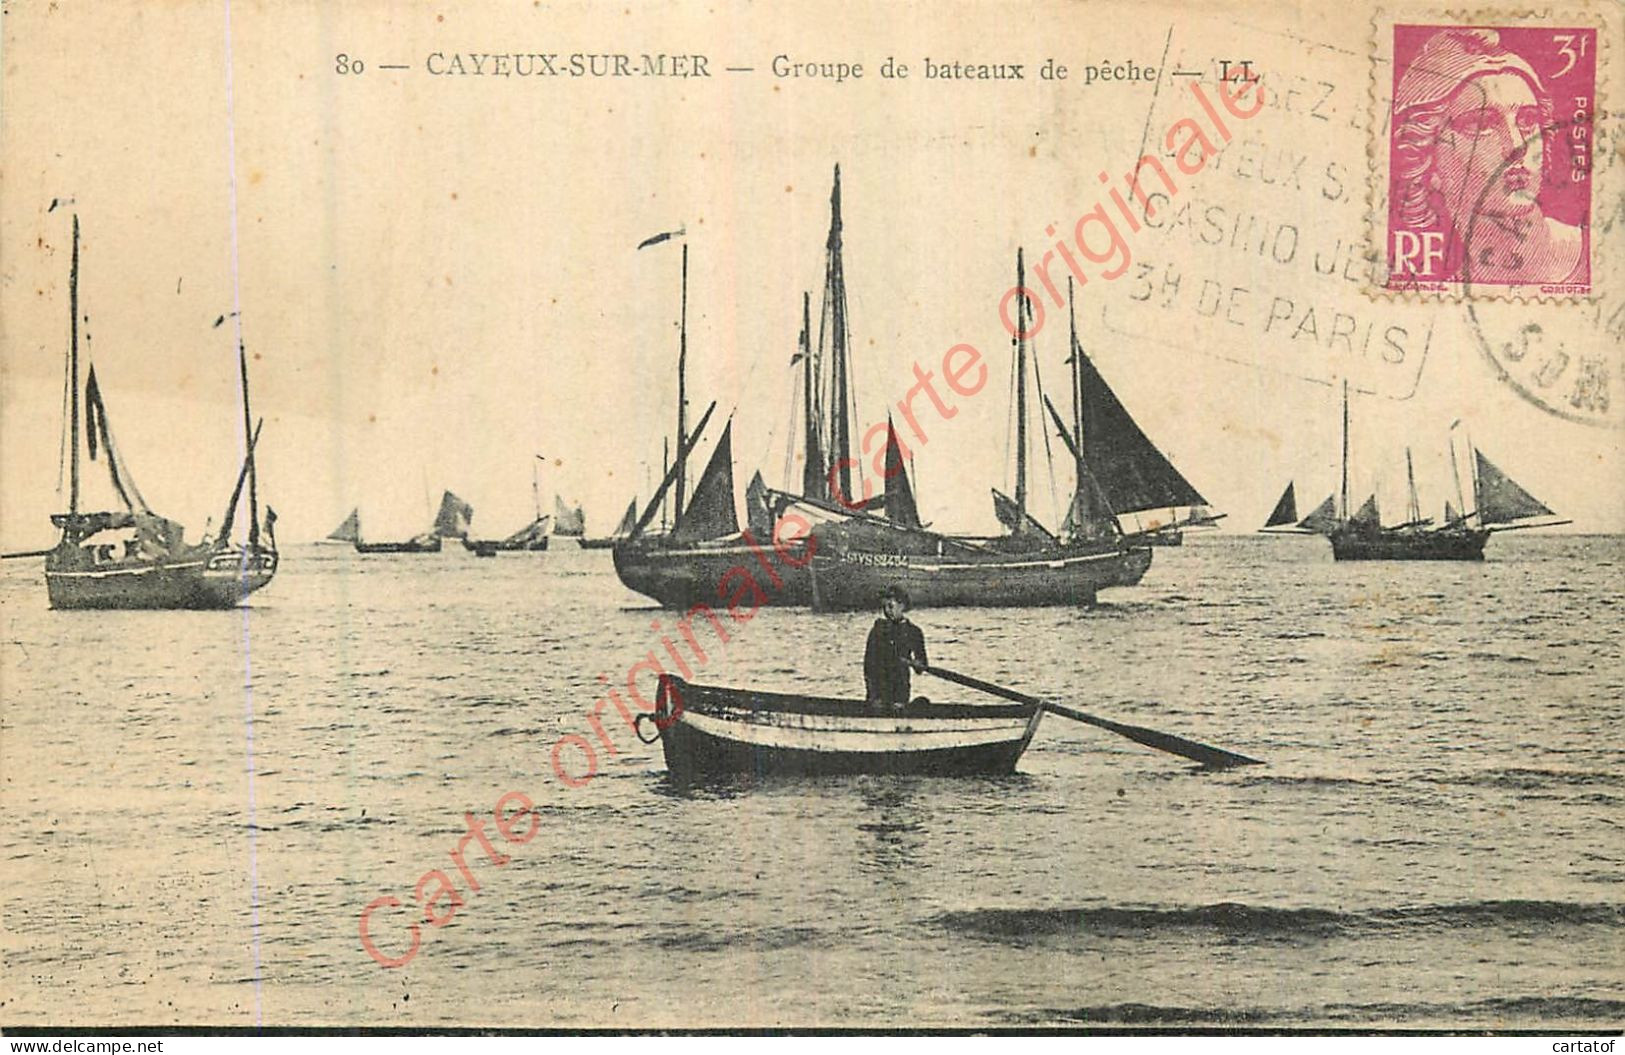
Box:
[0,0,1620,1040]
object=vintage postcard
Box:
[1,0,1620,1038]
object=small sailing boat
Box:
[463,458,551,553]
[353,490,468,554]
[579,499,636,549]
[40,216,278,609]
[1263,384,1569,559]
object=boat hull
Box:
[45,548,277,610]
[463,537,548,553]
[612,538,813,608]
[807,544,1152,611]
[652,675,1043,782]
[1330,527,1490,561]
[354,537,443,554]
[577,537,617,550]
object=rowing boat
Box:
[644,674,1044,782]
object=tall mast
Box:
[237,329,259,545]
[800,290,821,498]
[69,215,82,514]
[1068,275,1083,486]
[1449,423,1467,520]
[674,242,688,528]
[1405,446,1420,524]
[1014,248,1028,518]
[661,437,670,532]
[1339,379,1351,522]
[824,165,853,503]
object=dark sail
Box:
[746,470,774,537]
[1475,450,1555,525]
[327,508,361,542]
[1264,483,1298,528]
[433,491,473,538]
[673,420,740,543]
[880,418,920,529]
[992,489,1056,540]
[1297,495,1338,534]
[1078,350,1206,514]
[1444,500,1459,524]
[614,498,637,536]
[1350,494,1381,526]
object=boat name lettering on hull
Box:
[841,551,910,567]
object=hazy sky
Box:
[3,0,1620,549]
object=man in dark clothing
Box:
[864,585,928,710]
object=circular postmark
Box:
[1460,108,1621,430]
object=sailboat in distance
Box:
[353,490,467,554]
[464,458,551,553]
[40,215,278,609]
[580,499,637,549]
[1265,384,1570,558]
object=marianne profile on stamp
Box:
[1387,26,1594,288]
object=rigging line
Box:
[780,370,798,492]
[1029,327,1062,527]
[1004,330,1020,496]
[57,321,73,495]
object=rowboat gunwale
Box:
[650,674,1046,781]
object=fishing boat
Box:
[463,458,551,553]
[579,499,636,549]
[611,226,816,608]
[36,216,278,610]
[353,491,467,554]
[643,674,1044,782]
[1263,384,1568,559]
[354,532,441,554]
[805,263,1152,611]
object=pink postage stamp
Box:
[1381,24,1597,297]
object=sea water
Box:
[1,535,1620,1028]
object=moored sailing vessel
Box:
[611,229,814,608]
[806,264,1153,611]
[41,216,278,610]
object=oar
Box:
[922,664,1263,770]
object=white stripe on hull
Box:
[682,708,1034,753]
